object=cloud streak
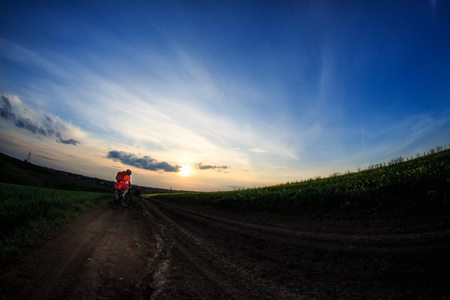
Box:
[106,150,181,173]
[249,148,270,153]
[1,96,81,146]
[195,163,229,171]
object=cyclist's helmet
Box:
[127,169,132,174]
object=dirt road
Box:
[1,197,449,299]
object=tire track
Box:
[151,199,450,252]
[16,207,113,300]
[139,198,251,299]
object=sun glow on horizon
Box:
[178,164,194,177]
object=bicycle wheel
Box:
[111,195,120,210]
[120,193,132,208]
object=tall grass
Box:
[0,183,110,260]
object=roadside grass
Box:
[0,183,110,261]
[147,149,450,219]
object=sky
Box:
[1,0,449,191]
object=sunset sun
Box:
[178,165,194,177]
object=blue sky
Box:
[1,0,449,191]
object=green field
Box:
[0,183,110,260]
[147,148,450,218]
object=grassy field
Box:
[0,153,116,261]
[146,148,450,218]
[0,152,112,192]
[0,183,111,261]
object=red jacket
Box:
[123,174,131,188]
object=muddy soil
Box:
[1,197,449,299]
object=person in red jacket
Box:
[115,169,132,199]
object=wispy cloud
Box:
[35,154,58,161]
[0,39,73,82]
[363,114,450,158]
[106,150,181,173]
[1,95,81,146]
[249,148,270,153]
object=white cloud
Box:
[249,148,269,153]
[1,94,85,146]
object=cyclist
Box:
[115,169,132,199]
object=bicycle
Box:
[111,188,132,210]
